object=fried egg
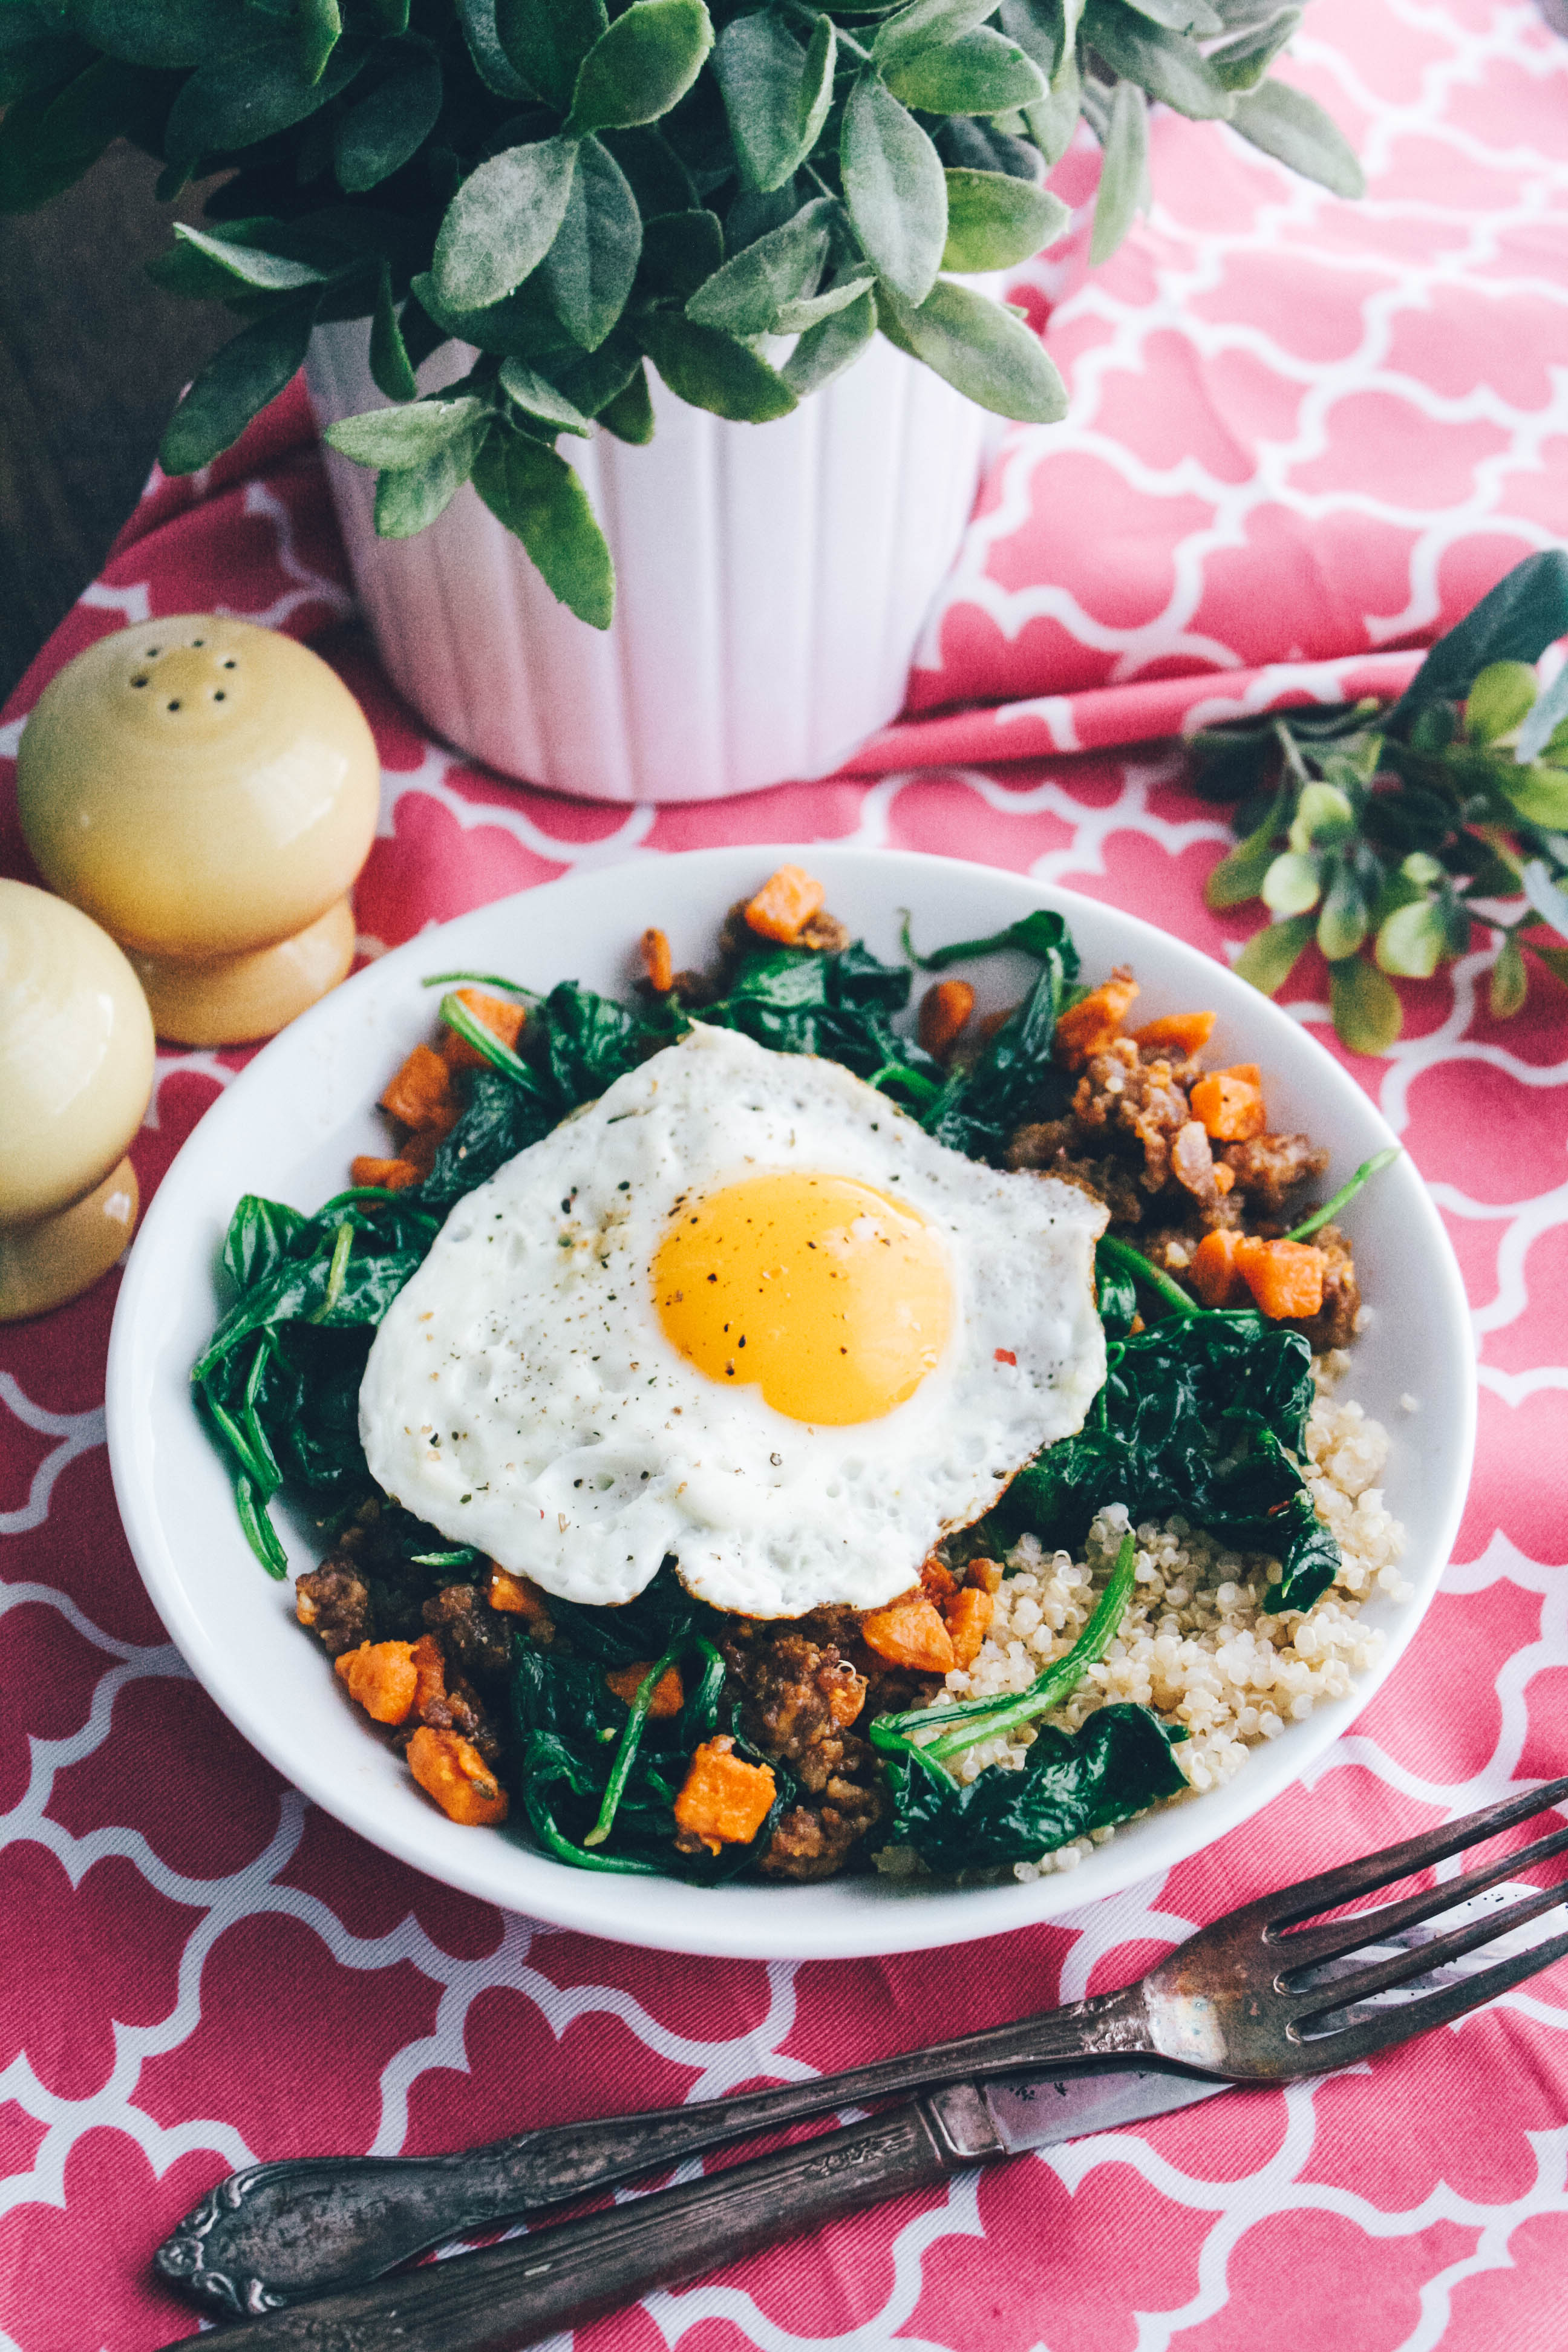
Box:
[360,1024,1108,1617]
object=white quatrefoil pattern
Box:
[2,1,1567,2347]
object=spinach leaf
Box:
[1004,1312,1338,1615]
[908,907,1082,976]
[924,952,1074,1162]
[418,1067,560,1210]
[886,1702,1189,1873]
[1094,1239,1138,1340]
[541,977,667,1101]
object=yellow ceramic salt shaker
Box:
[16,616,380,1045]
[0,880,155,1320]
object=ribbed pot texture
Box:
[304,319,996,805]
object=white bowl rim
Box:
[106,844,1476,1962]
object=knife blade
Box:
[977,2063,1230,2152]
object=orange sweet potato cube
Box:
[917,978,975,1057]
[335,1640,419,1725]
[1054,970,1140,1066]
[350,1154,423,1192]
[605,1659,685,1719]
[380,1042,458,1132]
[409,1633,447,1715]
[673,1736,776,1852]
[442,988,529,1069]
[744,864,826,944]
[641,927,674,992]
[1189,1228,1246,1308]
[407,1725,509,1826]
[1235,1237,1326,1321]
[1189,1070,1266,1142]
[1132,1011,1215,1056]
[967,1557,1003,1595]
[488,1566,554,1637]
[861,1595,956,1674]
[944,1586,995,1670]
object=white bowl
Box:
[106,847,1475,1960]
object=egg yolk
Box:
[653,1173,952,1425]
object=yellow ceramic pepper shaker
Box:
[16,616,380,1046]
[0,880,155,1321]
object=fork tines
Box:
[1270,1772,1568,2063]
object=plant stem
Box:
[1285,1146,1400,1241]
[309,1221,354,1323]
[437,990,538,1084]
[584,1642,683,1848]
[1095,1232,1201,1319]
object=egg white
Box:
[359,1025,1108,1618]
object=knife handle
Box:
[153,2089,1005,2352]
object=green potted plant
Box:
[1,0,1362,799]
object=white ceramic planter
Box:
[304,317,996,804]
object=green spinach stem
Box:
[1285,1146,1399,1241]
[584,1642,683,1848]
[1096,1233,1201,1319]
[309,1221,354,1324]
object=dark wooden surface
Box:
[0,145,230,704]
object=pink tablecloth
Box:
[4,4,1568,2347]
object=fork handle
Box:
[157,1994,1140,2313]
[152,2089,1004,2352]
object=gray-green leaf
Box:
[325,394,489,469]
[1233,912,1314,996]
[878,279,1067,422]
[1080,1,1233,119]
[1229,79,1364,198]
[942,169,1068,272]
[169,222,327,293]
[369,264,419,400]
[1119,0,1221,31]
[432,134,578,313]
[635,312,798,421]
[999,0,1084,81]
[774,273,877,335]
[472,428,616,628]
[1203,788,1285,909]
[74,0,251,69]
[374,420,487,536]
[164,31,367,163]
[539,134,642,351]
[1330,955,1402,1054]
[499,356,593,436]
[598,361,656,442]
[873,0,1011,72]
[159,294,321,475]
[782,286,878,396]
[1090,79,1148,263]
[1489,931,1527,1019]
[685,197,834,336]
[456,0,533,97]
[884,28,1047,114]
[714,9,835,195]
[1024,42,1081,166]
[840,76,947,309]
[1207,7,1299,92]
[567,0,715,137]
[333,38,443,192]
[496,0,607,110]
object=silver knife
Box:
[981,2062,1230,2150]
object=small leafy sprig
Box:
[1197,549,1568,1053]
[0,0,1362,625]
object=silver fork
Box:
[155,1771,1568,2349]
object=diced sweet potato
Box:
[487,1565,554,1630]
[350,1154,422,1192]
[967,1557,1003,1595]
[744,864,826,944]
[920,1557,959,1601]
[407,1725,509,1826]
[410,1633,447,1714]
[826,1670,867,1728]
[1189,1227,1246,1309]
[605,1659,685,1719]
[673,1735,776,1852]
[442,988,529,1069]
[944,1586,995,1670]
[1054,969,1140,1066]
[1235,1236,1327,1321]
[861,1595,956,1674]
[1132,1011,1216,1056]
[1190,1070,1266,1142]
[1212,1162,1235,1195]
[918,978,975,1058]
[335,1639,419,1725]
[641,927,674,993]
[380,1042,457,1132]
[400,1125,443,1179]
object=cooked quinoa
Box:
[876,1350,1411,1881]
